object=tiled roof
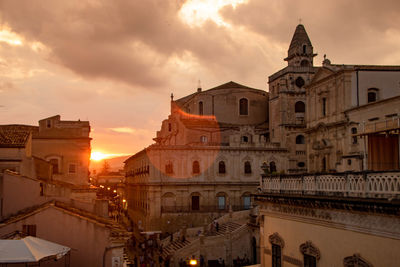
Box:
[0,126,33,148]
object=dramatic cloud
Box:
[221,0,400,64]
[0,0,262,89]
[0,0,399,156]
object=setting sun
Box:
[91,151,111,161]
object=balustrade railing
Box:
[161,204,251,213]
[260,171,400,198]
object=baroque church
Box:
[124,24,400,266]
[124,24,320,233]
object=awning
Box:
[0,236,70,263]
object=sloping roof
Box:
[0,126,32,148]
[0,201,128,235]
[175,81,263,105]
[208,81,260,91]
[288,24,312,56]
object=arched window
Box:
[295,77,305,88]
[168,123,172,132]
[296,135,305,144]
[239,98,248,115]
[165,162,173,174]
[199,101,203,115]
[302,44,307,54]
[322,157,327,172]
[295,101,305,112]
[269,161,276,173]
[218,161,226,174]
[200,136,208,143]
[367,88,378,103]
[192,161,200,174]
[300,60,309,67]
[351,127,358,144]
[244,161,252,174]
[242,136,249,143]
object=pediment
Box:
[309,67,335,85]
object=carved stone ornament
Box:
[300,241,320,260]
[343,254,373,267]
[268,232,285,248]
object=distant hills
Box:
[90,155,130,172]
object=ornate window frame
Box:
[269,233,284,267]
[269,232,285,248]
[300,241,320,260]
[343,254,373,267]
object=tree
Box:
[101,160,110,174]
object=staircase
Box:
[204,221,242,237]
[162,239,191,258]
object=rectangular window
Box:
[272,244,281,267]
[304,254,316,267]
[192,196,200,211]
[218,196,225,210]
[68,164,76,174]
[22,225,37,237]
[322,98,326,116]
[243,196,251,210]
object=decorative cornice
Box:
[254,193,400,216]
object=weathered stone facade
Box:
[125,82,288,233]
[306,64,400,172]
[268,24,318,174]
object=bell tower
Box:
[268,24,318,174]
[284,24,317,67]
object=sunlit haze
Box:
[90,151,126,162]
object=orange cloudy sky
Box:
[1,0,400,157]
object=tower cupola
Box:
[284,24,317,67]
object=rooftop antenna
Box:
[170,93,174,101]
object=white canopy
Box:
[0,236,70,263]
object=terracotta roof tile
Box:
[0,126,32,148]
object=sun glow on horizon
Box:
[90,151,129,161]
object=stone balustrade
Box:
[260,171,400,198]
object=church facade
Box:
[125,82,288,232]
[125,23,400,246]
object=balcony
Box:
[161,205,251,213]
[259,171,400,199]
[358,117,400,136]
